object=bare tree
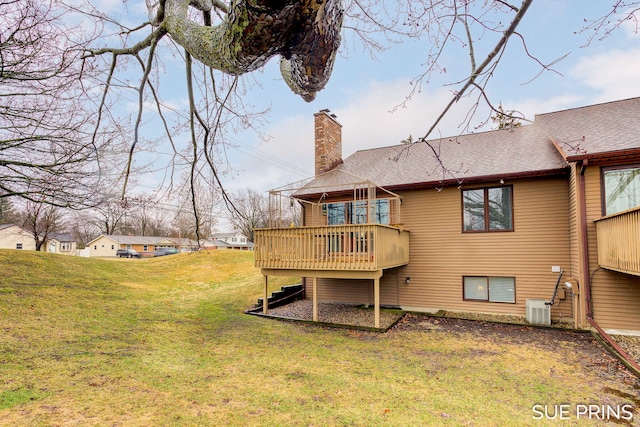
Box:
[4,0,636,222]
[127,196,175,237]
[229,189,269,242]
[76,0,594,212]
[92,198,132,235]
[131,197,157,237]
[0,0,122,207]
[167,174,219,241]
[21,200,61,251]
[145,215,174,237]
[66,211,101,248]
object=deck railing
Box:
[254,224,409,271]
[594,206,640,276]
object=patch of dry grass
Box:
[0,250,637,426]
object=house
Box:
[254,99,640,334]
[0,224,36,251]
[171,237,200,252]
[46,233,78,256]
[86,235,180,257]
[204,232,254,250]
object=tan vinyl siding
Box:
[315,278,371,303]
[313,269,401,306]
[584,166,640,330]
[313,177,573,320]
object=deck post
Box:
[263,275,268,314]
[374,276,380,328]
[312,277,318,322]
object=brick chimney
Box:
[314,109,343,176]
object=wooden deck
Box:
[595,206,640,276]
[254,224,410,273]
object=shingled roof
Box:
[297,97,640,196]
[536,97,640,161]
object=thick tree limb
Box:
[160,0,343,101]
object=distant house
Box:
[204,232,253,250]
[0,224,36,251]
[171,237,200,253]
[46,233,78,256]
[86,235,179,257]
[255,99,640,333]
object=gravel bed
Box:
[264,301,640,367]
[611,334,640,366]
[266,299,403,329]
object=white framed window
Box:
[603,165,640,215]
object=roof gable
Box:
[0,224,27,233]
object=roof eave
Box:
[383,168,569,192]
[564,147,640,163]
[296,167,569,199]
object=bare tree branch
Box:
[418,0,533,141]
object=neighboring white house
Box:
[0,224,36,251]
[204,232,253,250]
[86,235,121,257]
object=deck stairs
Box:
[254,284,304,310]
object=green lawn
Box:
[0,250,636,426]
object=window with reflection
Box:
[463,186,513,232]
[324,199,391,225]
[603,165,640,215]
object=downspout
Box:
[579,161,640,376]
[578,161,592,319]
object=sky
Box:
[215,0,640,194]
[96,0,640,230]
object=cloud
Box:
[224,79,492,195]
[220,38,640,219]
[335,80,466,154]
[569,47,640,103]
[223,114,315,194]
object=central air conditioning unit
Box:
[526,299,551,325]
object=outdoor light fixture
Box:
[405,277,411,285]
[564,282,573,290]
